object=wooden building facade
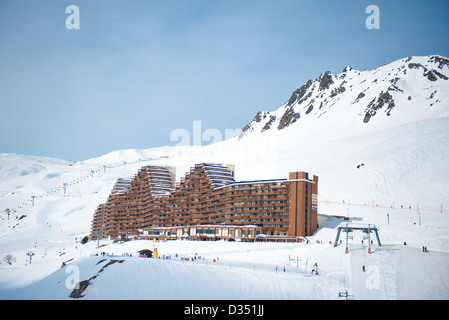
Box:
[90,163,318,241]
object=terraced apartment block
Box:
[91,163,318,241]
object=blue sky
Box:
[1,0,448,161]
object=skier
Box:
[362,265,366,272]
[313,262,319,275]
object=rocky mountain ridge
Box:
[239,55,449,138]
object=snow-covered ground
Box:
[1,202,448,300]
[1,55,448,299]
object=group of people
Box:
[275,265,286,272]
[404,242,429,253]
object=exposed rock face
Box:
[277,107,300,130]
[287,80,313,107]
[408,62,449,82]
[363,91,395,123]
[319,71,334,91]
[69,259,124,299]
[261,115,276,132]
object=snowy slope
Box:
[0,55,449,299]
[1,205,449,300]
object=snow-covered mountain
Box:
[1,55,449,299]
[231,55,449,205]
[239,55,449,137]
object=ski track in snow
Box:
[348,243,397,300]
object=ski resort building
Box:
[137,224,260,242]
[90,163,318,241]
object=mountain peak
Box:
[239,55,449,139]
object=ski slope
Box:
[1,202,448,300]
